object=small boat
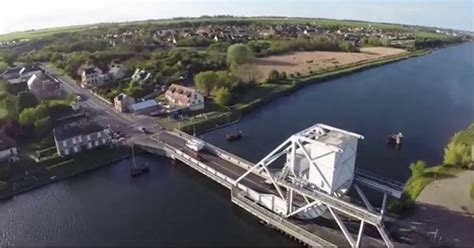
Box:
[130,168,141,177]
[387,132,404,145]
[129,145,150,177]
[226,130,242,141]
[130,165,150,177]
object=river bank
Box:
[179,48,432,134]
[0,146,129,201]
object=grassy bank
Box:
[0,146,128,200]
[389,123,474,214]
[389,165,462,214]
[179,49,431,134]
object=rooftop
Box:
[297,123,364,151]
[54,119,105,140]
[83,67,102,75]
[130,99,158,111]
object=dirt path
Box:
[403,170,474,246]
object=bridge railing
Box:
[172,129,268,179]
[354,168,405,198]
[164,139,286,213]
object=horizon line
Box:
[1,15,472,38]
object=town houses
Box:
[81,66,109,88]
[53,118,111,157]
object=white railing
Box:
[172,130,268,179]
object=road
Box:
[40,64,159,138]
[154,132,274,194]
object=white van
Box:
[186,139,204,152]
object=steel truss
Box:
[234,124,395,247]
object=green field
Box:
[0,24,99,42]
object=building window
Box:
[73,146,80,153]
[64,148,69,156]
[97,132,102,138]
[87,135,91,141]
[62,140,67,147]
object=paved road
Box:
[41,64,160,138]
[156,132,274,194]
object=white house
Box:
[165,84,205,111]
[53,120,111,156]
[18,64,43,82]
[81,67,109,88]
[131,68,152,85]
[0,134,18,162]
[27,72,62,99]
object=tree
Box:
[19,104,48,126]
[409,160,427,178]
[17,91,39,113]
[64,53,85,78]
[2,94,18,120]
[226,43,253,66]
[125,81,145,99]
[194,71,218,96]
[444,142,471,167]
[1,54,15,66]
[207,42,231,53]
[340,41,358,52]
[266,70,280,84]
[34,117,52,138]
[231,63,260,84]
[215,87,231,106]
[0,61,8,74]
[215,71,237,90]
[366,37,382,47]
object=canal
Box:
[1,43,472,246]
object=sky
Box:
[1,0,473,35]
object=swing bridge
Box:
[132,123,405,247]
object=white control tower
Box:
[287,124,362,196]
